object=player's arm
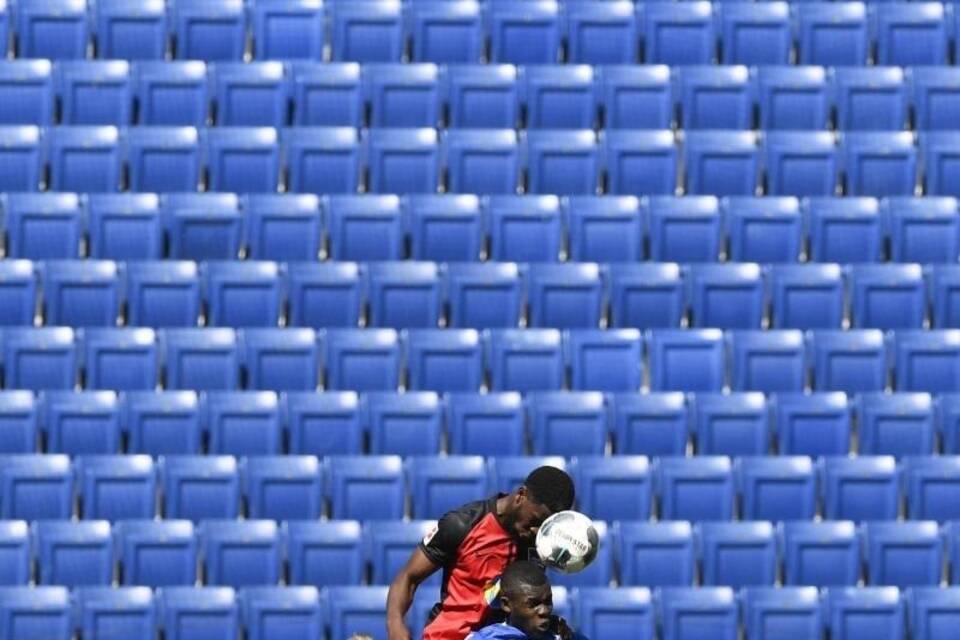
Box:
[386,547,441,640]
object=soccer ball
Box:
[535,510,599,574]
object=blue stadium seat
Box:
[443,64,519,128]
[56,61,131,125]
[725,196,802,263]
[569,455,651,523]
[488,195,562,262]
[161,328,240,391]
[873,3,948,66]
[125,261,201,328]
[291,63,363,127]
[245,194,322,261]
[598,65,672,130]
[159,587,239,640]
[164,192,243,261]
[929,265,960,329]
[842,132,918,197]
[48,125,121,192]
[825,587,905,640]
[2,192,82,260]
[286,262,364,329]
[205,127,281,193]
[326,455,405,520]
[488,329,564,392]
[737,456,817,521]
[641,2,715,65]
[797,3,869,66]
[527,263,603,329]
[446,262,523,329]
[601,130,677,196]
[885,196,960,264]
[405,194,482,262]
[0,454,72,520]
[718,3,790,65]
[948,523,960,583]
[406,0,483,64]
[647,196,721,262]
[242,328,318,392]
[33,520,112,587]
[679,66,754,130]
[405,329,482,393]
[76,586,155,640]
[2,327,77,391]
[774,392,851,456]
[124,391,201,455]
[908,587,960,640]
[160,455,240,522]
[564,1,637,64]
[524,129,599,196]
[367,262,441,329]
[566,329,642,392]
[322,328,400,391]
[205,391,282,456]
[365,128,440,194]
[0,586,71,640]
[446,392,525,456]
[864,521,942,587]
[729,330,806,392]
[693,393,769,456]
[857,392,935,458]
[781,520,860,587]
[0,126,42,192]
[485,455,566,495]
[327,194,403,261]
[172,0,245,61]
[87,193,164,260]
[609,264,684,329]
[406,455,486,519]
[849,264,926,330]
[366,392,443,456]
[658,587,738,640]
[95,0,167,60]
[0,392,36,453]
[0,261,36,328]
[285,391,362,456]
[742,587,822,640]
[904,455,960,521]
[688,263,764,329]
[805,197,882,263]
[657,456,734,521]
[527,392,607,456]
[565,196,641,262]
[833,67,907,132]
[911,68,960,131]
[648,329,725,392]
[134,61,208,127]
[199,520,280,587]
[487,0,561,64]
[684,131,759,196]
[77,454,154,521]
[41,261,119,328]
[241,587,323,640]
[212,62,288,128]
[572,587,654,640]
[615,521,694,587]
[822,455,899,521]
[284,127,360,195]
[697,522,776,588]
[0,522,29,585]
[203,261,282,328]
[611,392,688,456]
[251,0,325,61]
[114,520,197,587]
[325,586,388,640]
[551,521,613,589]
[522,65,596,130]
[757,67,830,132]
[16,0,88,60]
[366,64,440,128]
[0,60,53,125]
[895,330,960,393]
[810,329,888,392]
[331,0,403,62]
[443,130,518,196]
[283,520,364,587]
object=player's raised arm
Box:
[386,546,441,640]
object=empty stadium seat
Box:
[842,132,918,197]
[768,264,845,330]
[565,329,642,392]
[2,327,77,391]
[524,129,599,196]
[326,195,404,261]
[488,1,561,64]
[366,392,442,456]
[49,125,121,192]
[331,0,403,62]
[488,195,562,262]
[857,392,935,458]
[159,587,239,640]
[527,264,603,329]
[367,520,442,587]
[286,262,365,329]
[737,456,817,521]
[406,1,483,64]
[160,455,240,522]
[0,391,37,453]
[75,586,155,640]
[641,2,715,65]
[172,0,245,62]
[904,455,960,521]
[522,65,596,130]
[322,329,400,391]
[76,454,155,521]
[0,126,42,192]
[742,587,822,640]
[406,455,486,519]
[647,196,721,262]
[648,329,725,392]
[569,456,651,523]
[895,330,960,393]
[912,68,960,132]
[863,521,942,587]
[164,192,243,261]
[719,3,791,65]
[0,60,53,125]
[833,67,908,132]
[405,329,482,393]
[244,194,322,261]
[285,391,363,456]
[884,197,960,264]
[598,65,672,130]
[679,66,754,130]
[283,520,364,587]
[689,263,764,329]
[203,262,282,328]
[2,192,82,259]
[16,0,88,60]
[212,62,288,128]
[0,586,71,640]
[757,66,829,132]
[125,261,201,328]
[242,328,319,391]
[572,587,654,640]
[725,196,802,263]
[161,328,240,391]
[684,131,759,196]
[114,520,197,587]
[657,456,734,521]
[95,0,167,60]
[527,392,607,456]
[488,329,564,392]
[325,587,388,640]
[564,196,641,262]
[615,521,694,587]
[774,392,852,456]
[611,392,688,456]
[134,61,209,127]
[658,587,738,640]
[601,130,678,196]
[908,587,960,640]
[445,262,524,329]
[199,520,280,587]
[929,265,960,328]
[366,64,440,128]
[205,391,282,456]
[445,393,525,456]
[126,126,201,192]
[697,522,777,587]
[608,264,684,329]
[56,61,131,126]
[948,523,960,583]
[822,456,900,521]
[205,127,280,193]
[444,64,519,128]
[781,520,860,587]
[405,194,481,262]
[41,261,119,328]
[849,264,926,329]
[443,130,519,196]
[367,262,442,329]
[810,329,888,393]
[33,520,112,587]
[241,586,323,640]
[284,127,361,195]
[797,3,869,66]
[0,454,72,520]
[729,330,806,392]
[765,133,840,199]
[326,455,405,520]
[874,3,948,66]
[86,193,164,260]
[251,0,325,61]
[0,522,29,585]
[123,392,201,455]
[693,393,770,456]
[824,587,905,640]
[290,63,363,127]
[486,455,567,495]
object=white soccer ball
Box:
[535,510,599,574]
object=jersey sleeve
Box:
[418,509,473,567]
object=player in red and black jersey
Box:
[386,466,576,640]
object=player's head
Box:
[499,561,554,638]
[505,466,575,543]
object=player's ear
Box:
[499,594,513,616]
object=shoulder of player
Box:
[438,496,496,535]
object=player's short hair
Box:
[500,560,549,597]
[524,466,575,513]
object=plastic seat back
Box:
[857,392,935,458]
[487,195,562,262]
[77,454,155,521]
[487,1,561,64]
[406,0,483,64]
[444,64,518,128]
[125,261,201,328]
[658,587,738,640]
[95,0,166,60]
[737,456,816,521]
[822,456,900,521]
[77,586,156,640]
[114,520,197,587]
[172,0,246,61]
[16,0,88,60]
[648,329,725,392]
[405,329,483,392]
[2,193,82,260]
[164,192,243,261]
[3,327,77,391]
[205,391,282,456]
[241,586,323,640]
[797,3,869,66]
[781,521,861,587]
[283,128,360,196]
[446,392,525,456]
[729,330,806,392]
[488,329,564,392]
[159,587,239,640]
[56,60,131,125]
[406,455,487,520]
[284,391,362,456]
[0,392,36,453]
[647,196,721,262]
[322,328,400,392]
[366,392,443,456]
[242,328,319,391]
[612,392,688,456]
[825,587,905,640]
[286,262,365,329]
[82,327,157,391]
[160,455,240,522]
[697,522,777,587]
[641,2,715,65]
[693,392,770,457]
[524,129,599,196]
[283,520,364,587]
[528,392,608,456]
[0,126,43,192]
[842,131,917,197]
[199,520,281,588]
[87,193,164,260]
[245,194,322,261]
[365,63,441,128]
[657,456,735,521]
[0,261,37,328]
[326,455,405,520]
[0,60,54,125]
[598,65,672,130]
[291,63,363,126]
[212,62,289,127]
[252,0,325,61]
[203,261,282,328]
[446,262,523,329]
[134,61,208,127]
[864,521,942,587]
[616,521,694,587]
[326,194,403,261]
[331,0,403,62]
[367,262,442,329]
[769,264,845,329]
[0,586,71,640]
[810,329,888,393]
[204,127,280,193]
[33,520,112,587]
[161,328,240,391]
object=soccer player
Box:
[386,466,576,640]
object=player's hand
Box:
[387,620,412,640]
[551,615,575,640]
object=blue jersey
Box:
[466,622,588,640]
